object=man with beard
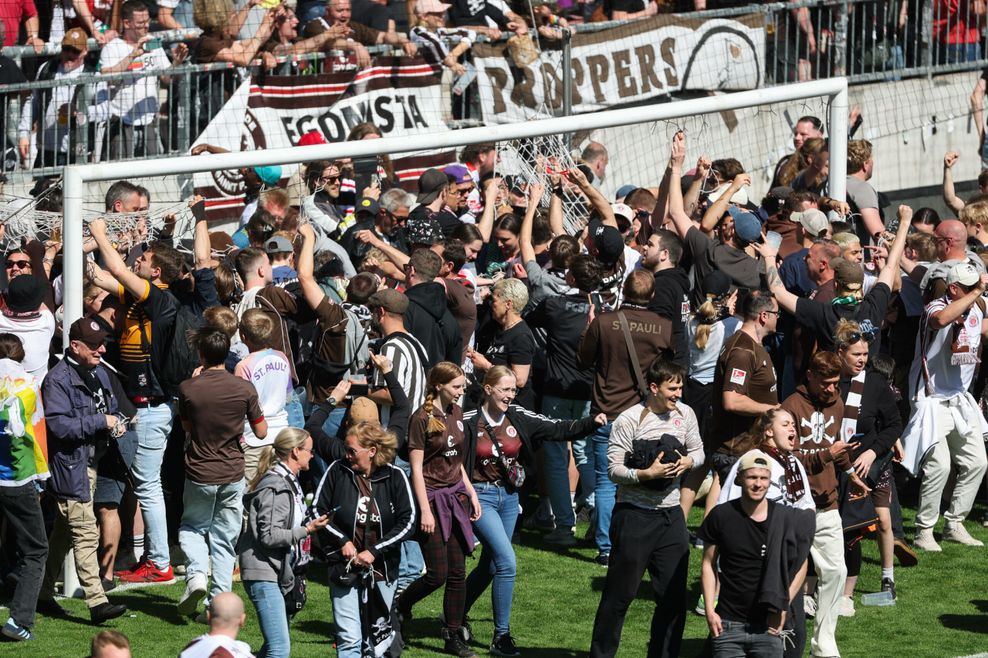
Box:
[641,229,690,369]
[782,352,866,658]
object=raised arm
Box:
[88,219,148,299]
[297,223,327,311]
[682,156,710,221]
[942,151,966,214]
[701,173,750,234]
[566,168,616,228]
[876,206,913,290]
[755,238,799,315]
[666,132,696,241]
[972,75,986,144]
[519,181,544,265]
[190,197,210,270]
[477,176,501,243]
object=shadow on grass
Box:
[110,589,190,626]
[972,599,988,613]
[939,613,988,634]
[294,618,337,637]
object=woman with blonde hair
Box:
[397,361,481,657]
[312,422,415,657]
[240,428,329,658]
[455,366,605,655]
[791,137,830,195]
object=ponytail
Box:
[693,296,719,351]
[425,390,446,434]
[247,428,311,491]
[248,446,277,491]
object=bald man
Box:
[178,592,253,658]
[910,219,987,303]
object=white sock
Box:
[881,567,894,582]
[132,534,145,564]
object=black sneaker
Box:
[36,599,70,618]
[90,602,127,625]
[441,627,477,657]
[491,632,521,656]
[881,577,897,600]
[594,552,610,567]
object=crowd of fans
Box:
[4,0,987,174]
[1,88,988,658]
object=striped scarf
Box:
[840,370,867,443]
[764,445,806,504]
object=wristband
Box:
[845,467,855,476]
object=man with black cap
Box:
[0,274,55,379]
[411,168,451,222]
[38,317,128,624]
[17,27,107,173]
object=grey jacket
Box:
[238,466,308,592]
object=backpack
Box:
[139,293,202,397]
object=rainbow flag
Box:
[0,359,48,487]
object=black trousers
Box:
[590,503,689,658]
[0,483,48,628]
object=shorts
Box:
[94,430,139,506]
[869,462,893,508]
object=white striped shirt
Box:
[409,26,476,66]
[374,332,427,427]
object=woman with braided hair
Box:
[397,361,481,658]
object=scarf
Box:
[831,295,859,306]
[764,444,805,504]
[840,370,867,443]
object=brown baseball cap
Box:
[62,28,89,52]
[69,316,108,348]
[368,288,409,314]
[832,258,864,291]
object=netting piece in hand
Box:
[494,132,589,236]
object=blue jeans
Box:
[133,401,174,567]
[465,482,519,635]
[945,42,980,64]
[330,578,398,658]
[711,620,783,658]
[179,478,245,601]
[394,456,424,589]
[592,422,615,554]
[246,580,291,658]
[541,396,592,529]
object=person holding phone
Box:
[313,422,415,658]
[241,428,328,658]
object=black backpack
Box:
[138,294,202,397]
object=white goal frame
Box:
[62,77,849,346]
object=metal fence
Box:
[3,0,988,181]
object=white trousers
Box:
[916,400,988,529]
[810,508,846,658]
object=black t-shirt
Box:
[526,293,593,400]
[698,499,775,624]
[794,282,890,356]
[352,0,392,31]
[449,0,509,28]
[484,320,536,409]
[605,0,647,16]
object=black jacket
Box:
[648,267,691,368]
[312,460,416,584]
[461,404,598,479]
[839,369,902,459]
[404,281,462,368]
[757,502,816,614]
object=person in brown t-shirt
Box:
[177,328,267,615]
[398,362,480,654]
[297,224,350,404]
[708,291,780,485]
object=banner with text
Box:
[193,57,455,222]
[474,15,765,124]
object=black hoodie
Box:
[403,281,463,368]
[648,267,691,368]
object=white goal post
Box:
[61,77,849,345]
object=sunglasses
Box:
[6,260,30,269]
[319,175,341,184]
[345,446,369,457]
[841,330,875,346]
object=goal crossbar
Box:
[61,77,849,342]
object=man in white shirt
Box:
[99,0,188,159]
[907,262,988,551]
[0,276,55,380]
[18,28,108,172]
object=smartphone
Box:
[144,38,161,51]
[347,383,369,398]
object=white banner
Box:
[474,15,765,124]
[192,58,454,221]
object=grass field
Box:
[4,507,988,657]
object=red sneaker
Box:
[118,560,175,584]
[114,559,145,578]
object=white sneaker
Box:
[803,594,817,618]
[838,595,855,617]
[913,527,942,552]
[943,521,984,546]
[177,573,208,616]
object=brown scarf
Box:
[765,444,805,504]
